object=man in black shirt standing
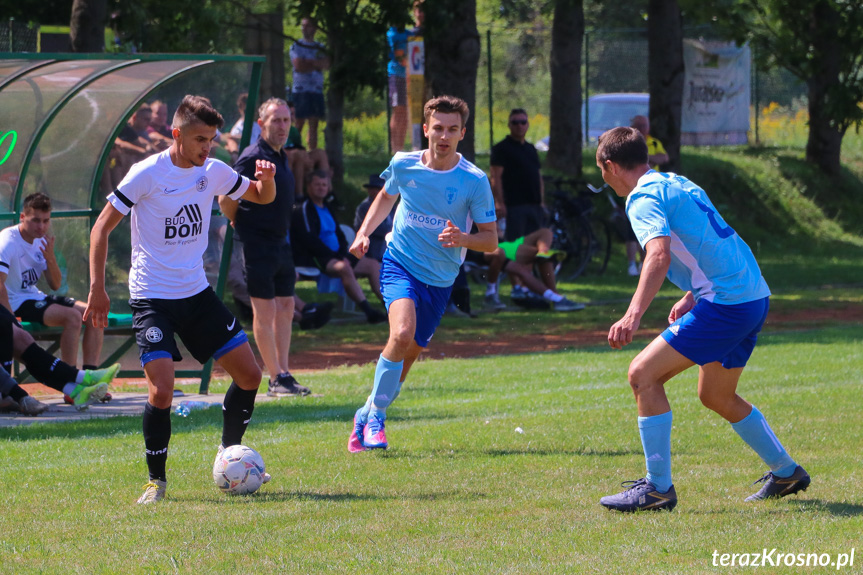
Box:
[489,108,545,242]
[219,97,310,397]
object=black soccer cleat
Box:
[600,478,677,512]
[745,465,810,501]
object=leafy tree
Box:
[647,0,683,172]
[692,0,863,175]
[70,0,107,52]
[291,0,409,188]
[424,0,482,161]
[546,0,584,176]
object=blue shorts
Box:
[292,91,325,119]
[380,251,452,348]
[662,297,769,369]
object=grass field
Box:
[2,319,861,573]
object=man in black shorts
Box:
[0,193,105,369]
[86,95,277,505]
[219,97,310,397]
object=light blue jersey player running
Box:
[347,95,498,452]
[596,127,809,512]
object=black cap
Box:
[362,174,386,189]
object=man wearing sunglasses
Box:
[489,108,545,243]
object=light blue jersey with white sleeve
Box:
[381,151,497,287]
[626,170,770,305]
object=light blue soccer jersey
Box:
[381,151,497,287]
[626,170,770,305]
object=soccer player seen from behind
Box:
[85,95,277,505]
[597,126,809,512]
[347,95,498,452]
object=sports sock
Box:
[82,364,97,371]
[731,405,796,477]
[221,382,257,447]
[368,354,404,419]
[6,384,27,402]
[0,366,18,396]
[359,299,374,316]
[638,411,673,493]
[143,402,171,482]
[485,283,497,296]
[20,343,79,392]
[543,289,564,303]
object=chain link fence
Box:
[0,20,38,52]
[476,24,809,154]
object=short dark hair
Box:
[597,127,648,170]
[22,192,51,213]
[509,108,528,118]
[173,95,224,130]
[258,97,288,122]
[308,169,329,184]
[423,95,470,127]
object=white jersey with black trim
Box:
[0,225,48,310]
[108,150,250,299]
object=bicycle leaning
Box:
[543,176,613,281]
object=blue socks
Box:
[731,406,797,477]
[638,411,673,493]
[364,355,404,421]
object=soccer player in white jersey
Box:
[347,95,498,452]
[596,127,809,512]
[85,95,277,504]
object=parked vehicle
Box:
[536,93,649,150]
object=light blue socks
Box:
[638,411,673,493]
[364,354,404,420]
[731,405,796,477]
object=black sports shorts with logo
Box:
[15,295,77,324]
[129,287,244,364]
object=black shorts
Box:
[15,295,77,324]
[505,204,546,242]
[243,240,296,299]
[129,287,244,365]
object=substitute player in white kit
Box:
[86,95,276,504]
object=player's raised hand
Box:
[439,220,465,248]
[254,159,276,181]
[350,233,369,259]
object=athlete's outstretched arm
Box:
[351,189,398,258]
[608,235,671,350]
[239,159,276,205]
[439,220,498,252]
[85,204,125,329]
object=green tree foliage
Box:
[688,0,863,175]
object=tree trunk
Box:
[243,10,286,102]
[325,61,346,193]
[805,2,844,176]
[69,0,106,53]
[423,0,481,162]
[647,0,683,172]
[546,0,584,176]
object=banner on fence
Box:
[682,40,750,145]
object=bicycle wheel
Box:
[583,217,612,277]
[554,217,590,281]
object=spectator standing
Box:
[284,100,330,201]
[290,17,329,150]
[219,97,310,397]
[0,193,105,369]
[386,25,409,153]
[490,108,545,242]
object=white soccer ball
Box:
[212,445,266,495]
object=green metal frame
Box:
[0,52,265,393]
